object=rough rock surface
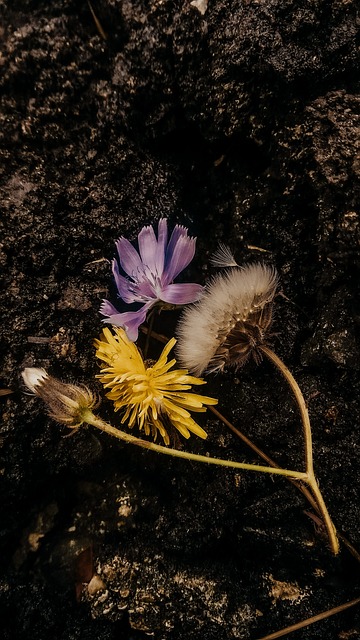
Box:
[1,1,359,639]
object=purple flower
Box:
[100,219,204,341]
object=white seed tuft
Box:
[209,243,239,268]
[176,263,278,376]
[22,367,49,394]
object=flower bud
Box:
[22,368,99,428]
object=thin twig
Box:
[338,533,360,564]
[141,325,169,344]
[143,311,156,359]
[255,596,360,640]
[87,1,107,40]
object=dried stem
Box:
[255,596,360,640]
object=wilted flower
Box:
[21,367,99,427]
[176,263,278,376]
[100,219,204,341]
[94,327,217,445]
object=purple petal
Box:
[155,218,168,274]
[137,218,168,277]
[115,236,143,278]
[163,233,196,283]
[137,224,158,274]
[100,301,153,341]
[134,278,158,300]
[112,259,137,303]
[160,283,204,305]
[100,299,121,317]
[165,225,187,264]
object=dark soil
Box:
[1,1,359,639]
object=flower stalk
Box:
[259,345,338,555]
[260,346,313,475]
[22,359,338,553]
[81,409,308,480]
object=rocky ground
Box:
[0,1,359,639]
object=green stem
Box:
[83,410,307,481]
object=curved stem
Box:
[259,346,339,555]
[211,407,360,562]
[83,411,307,481]
[307,476,339,555]
[260,345,313,475]
[212,407,360,559]
[140,328,339,554]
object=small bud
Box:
[21,368,99,428]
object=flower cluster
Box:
[22,228,341,556]
[94,219,220,444]
[95,222,278,443]
[23,219,278,448]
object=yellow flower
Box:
[94,327,218,445]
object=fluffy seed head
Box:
[176,263,278,376]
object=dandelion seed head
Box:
[176,263,278,376]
